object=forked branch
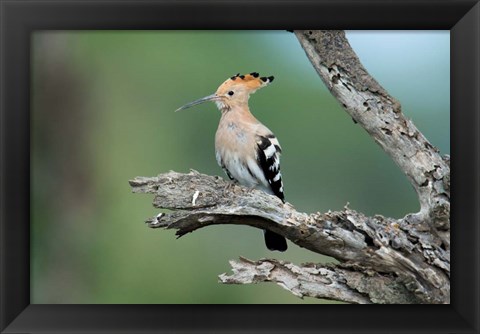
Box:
[129,168,448,304]
[293,31,450,236]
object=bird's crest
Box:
[216,72,274,95]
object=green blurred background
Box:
[31,30,449,304]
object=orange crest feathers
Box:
[216,72,274,95]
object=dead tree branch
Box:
[219,257,415,304]
[129,168,448,304]
[129,30,450,304]
[293,31,450,239]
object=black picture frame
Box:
[1,0,478,333]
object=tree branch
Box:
[219,257,417,304]
[129,170,449,304]
[293,30,450,236]
[129,30,450,304]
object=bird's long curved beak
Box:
[175,94,220,112]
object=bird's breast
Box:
[215,122,260,188]
[215,121,252,153]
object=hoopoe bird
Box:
[175,72,287,252]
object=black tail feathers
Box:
[264,230,287,252]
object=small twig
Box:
[191,190,200,206]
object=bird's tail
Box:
[263,230,287,252]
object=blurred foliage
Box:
[31,31,449,304]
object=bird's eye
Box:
[228,91,234,96]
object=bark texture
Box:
[129,30,450,304]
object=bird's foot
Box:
[223,180,239,193]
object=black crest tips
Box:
[260,76,274,83]
[250,72,259,78]
[239,75,245,79]
[230,73,241,80]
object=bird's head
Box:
[175,72,274,112]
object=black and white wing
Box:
[255,134,284,202]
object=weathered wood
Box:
[219,257,416,304]
[129,169,449,304]
[129,30,450,304]
[294,30,450,240]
